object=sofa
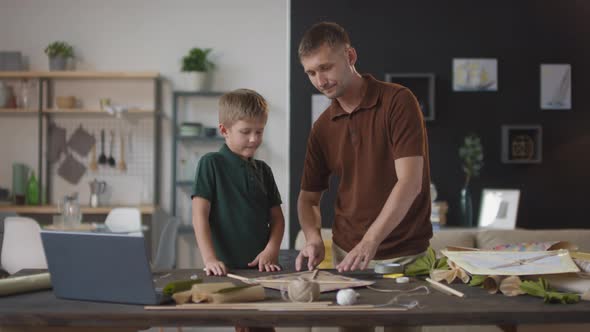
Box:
[283,227,590,332]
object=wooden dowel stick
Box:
[426,278,465,298]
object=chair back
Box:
[152,217,180,271]
[1,216,48,274]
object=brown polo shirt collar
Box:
[329,74,380,120]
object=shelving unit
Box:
[171,90,225,218]
[0,71,162,210]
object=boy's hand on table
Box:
[203,260,227,276]
[248,249,281,272]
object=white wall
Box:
[0,0,290,248]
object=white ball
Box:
[336,288,359,306]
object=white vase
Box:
[183,71,208,91]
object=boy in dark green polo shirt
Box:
[192,89,285,277]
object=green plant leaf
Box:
[520,278,580,304]
[469,275,486,287]
[182,47,215,72]
[404,247,447,276]
[162,279,202,296]
[44,41,74,58]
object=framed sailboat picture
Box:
[540,64,571,110]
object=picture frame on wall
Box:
[540,64,571,110]
[385,73,435,121]
[478,188,520,229]
[453,58,498,92]
[501,125,542,164]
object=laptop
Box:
[41,230,171,305]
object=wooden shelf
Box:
[177,135,224,142]
[43,108,157,114]
[0,204,158,214]
[0,108,38,113]
[0,71,159,79]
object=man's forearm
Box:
[297,197,323,244]
[364,179,422,245]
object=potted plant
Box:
[44,41,74,71]
[458,133,484,227]
[181,47,214,91]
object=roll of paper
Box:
[0,272,52,296]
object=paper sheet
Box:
[442,249,580,276]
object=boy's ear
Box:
[218,123,229,137]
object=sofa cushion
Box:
[476,229,590,252]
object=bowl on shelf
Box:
[56,96,76,109]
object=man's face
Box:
[219,118,266,160]
[301,43,356,99]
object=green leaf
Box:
[162,279,202,296]
[404,247,447,276]
[520,278,580,304]
[435,256,449,270]
[469,275,487,287]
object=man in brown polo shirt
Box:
[295,21,432,275]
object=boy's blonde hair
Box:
[219,89,268,126]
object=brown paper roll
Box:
[191,282,235,303]
[0,273,51,296]
[208,284,265,304]
[483,275,505,294]
[499,276,525,296]
[172,289,193,304]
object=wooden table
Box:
[1,268,590,330]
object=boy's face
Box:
[300,43,357,99]
[219,118,266,160]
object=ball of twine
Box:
[282,277,320,303]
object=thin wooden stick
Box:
[310,269,319,280]
[425,278,465,298]
[227,272,368,285]
[226,273,252,283]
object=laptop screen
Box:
[41,231,160,305]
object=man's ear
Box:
[346,47,357,67]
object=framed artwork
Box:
[501,125,542,164]
[453,58,498,91]
[477,189,521,229]
[541,64,571,110]
[385,73,435,121]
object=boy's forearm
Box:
[192,199,218,262]
[265,206,285,252]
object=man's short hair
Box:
[298,21,351,59]
[219,89,268,126]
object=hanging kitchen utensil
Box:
[58,151,86,185]
[118,131,127,172]
[89,133,98,172]
[108,130,116,167]
[48,121,66,164]
[98,129,107,165]
[67,124,95,157]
